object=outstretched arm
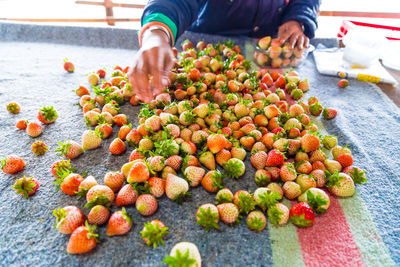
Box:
[128,0,205,102]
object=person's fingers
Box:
[304,36,310,48]
[135,55,152,102]
[289,32,299,49]
[297,35,305,50]
[149,49,163,94]
[278,29,292,45]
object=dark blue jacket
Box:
[141,0,320,43]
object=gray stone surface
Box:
[0,23,399,266]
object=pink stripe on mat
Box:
[295,193,364,267]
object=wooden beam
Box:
[75,0,145,9]
[104,0,115,26]
[320,11,400,19]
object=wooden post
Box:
[104,0,115,26]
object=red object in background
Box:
[338,20,400,40]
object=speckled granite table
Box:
[0,22,399,267]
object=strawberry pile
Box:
[2,39,368,260]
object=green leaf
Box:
[162,249,196,267]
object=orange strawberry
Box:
[75,85,89,96]
[55,140,83,159]
[184,166,205,187]
[127,161,149,183]
[38,106,58,124]
[141,220,169,248]
[280,162,297,181]
[201,170,224,192]
[76,175,98,197]
[216,149,231,166]
[116,184,138,206]
[217,203,239,224]
[96,123,113,139]
[207,134,227,154]
[113,114,128,126]
[336,153,353,168]
[53,206,85,234]
[1,155,25,174]
[26,122,42,137]
[148,177,165,198]
[300,134,320,152]
[104,171,124,192]
[109,138,126,155]
[118,124,132,140]
[129,149,145,161]
[16,119,28,130]
[106,208,133,236]
[88,205,110,225]
[240,136,255,151]
[165,174,190,203]
[136,194,158,216]
[67,221,98,254]
[86,185,115,208]
[60,173,84,196]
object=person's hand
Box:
[278,20,309,49]
[128,29,174,103]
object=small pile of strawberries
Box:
[2,38,366,261]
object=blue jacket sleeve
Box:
[141,0,206,42]
[280,0,320,39]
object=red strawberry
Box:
[141,220,169,248]
[86,185,115,208]
[290,202,314,227]
[323,108,337,120]
[96,123,113,139]
[55,140,83,159]
[53,206,85,234]
[60,173,84,196]
[148,177,165,198]
[113,114,128,126]
[246,210,267,232]
[338,79,349,88]
[26,122,42,137]
[250,151,267,170]
[31,141,48,156]
[82,130,102,150]
[336,153,353,168]
[16,119,28,130]
[1,155,25,174]
[165,173,190,203]
[127,161,150,183]
[63,59,75,73]
[6,102,20,114]
[129,149,145,161]
[51,159,74,179]
[165,155,182,171]
[13,176,39,198]
[104,171,124,192]
[38,106,58,124]
[196,203,220,232]
[265,149,285,166]
[184,166,205,187]
[106,207,133,236]
[88,205,110,225]
[109,138,126,155]
[67,222,98,254]
[116,184,138,206]
[136,194,158,216]
[97,69,106,78]
[217,203,239,224]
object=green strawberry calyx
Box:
[84,195,111,209]
[258,191,281,211]
[173,191,191,205]
[237,193,256,214]
[140,222,169,248]
[268,206,284,225]
[162,249,196,267]
[13,176,37,198]
[290,213,312,227]
[349,167,368,185]
[247,216,265,232]
[39,106,58,121]
[325,170,344,187]
[306,190,328,214]
[196,207,220,232]
[121,207,133,226]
